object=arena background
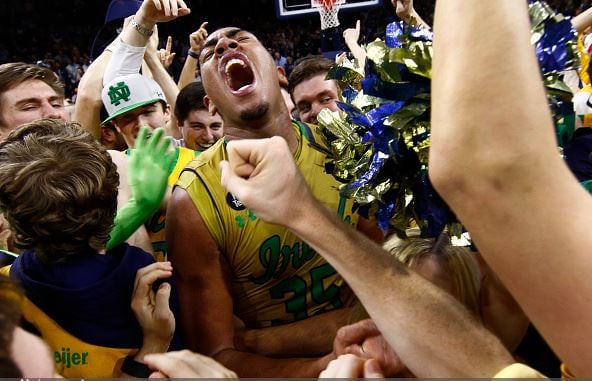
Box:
[0,0,584,100]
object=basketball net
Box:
[313,0,344,30]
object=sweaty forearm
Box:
[288,201,513,378]
[178,54,199,90]
[144,53,180,137]
[430,1,555,191]
[237,307,354,357]
[73,50,112,139]
[430,2,592,376]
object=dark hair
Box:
[288,55,335,96]
[174,82,207,124]
[0,119,119,264]
[0,63,65,127]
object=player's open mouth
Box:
[220,52,256,96]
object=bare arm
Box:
[572,6,592,34]
[236,307,353,357]
[144,28,180,138]
[178,54,198,91]
[218,137,513,377]
[285,190,511,377]
[430,1,592,376]
[121,0,190,49]
[73,50,112,139]
[104,0,190,86]
[342,20,367,66]
[166,189,331,377]
[178,22,208,90]
[106,1,190,139]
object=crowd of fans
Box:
[1,0,588,102]
[2,0,592,378]
[0,0,395,101]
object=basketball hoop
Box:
[312,0,345,30]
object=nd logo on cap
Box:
[108,81,132,106]
[101,73,167,125]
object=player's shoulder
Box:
[185,140,226,170]
[177,140,226,187]
[294,120,332,156]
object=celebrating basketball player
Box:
[166,25,381,377]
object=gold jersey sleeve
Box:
[176,122,359,327]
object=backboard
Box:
[276,0,383,19]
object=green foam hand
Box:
[128,127,175,209]
[106,126,175,250]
